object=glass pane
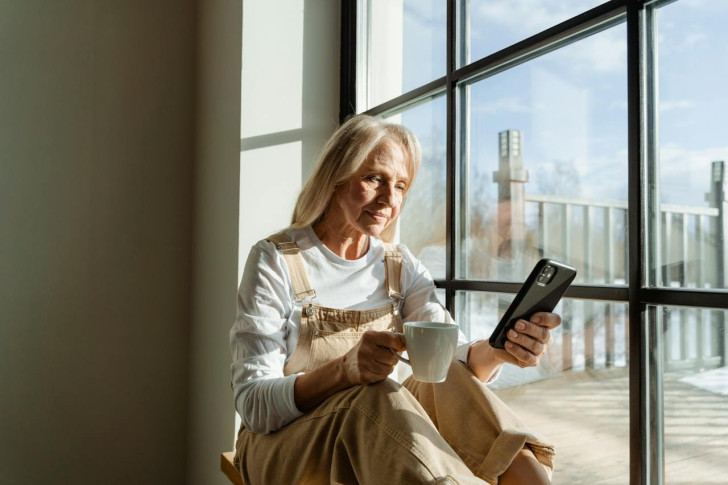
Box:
[462,0,606,66]
[460,23,628,282]
[657,305,728,484]
[652,0,728,290]
[386,95,447,279]
[457,292,630,483]
[363,0,446,109]
[434,288,446,307]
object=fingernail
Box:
[506,341,514,349]
[516,321,526,330]
[531,316,542,323]
[509,329,518,339]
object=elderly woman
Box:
[230,114,559,484]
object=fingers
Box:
[505,316,559,368]
[363,358,395,376]
[504,340,538,367]
[507,328,546,356]
[343,349,393,385]
[354,360,394,384]
[512,320,550,344]
[369,330,406,352]
[347,331,402,383]
[361,330,405,354]
[529,312,562,329]
[372,345,400,367]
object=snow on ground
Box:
[679,366,728,396]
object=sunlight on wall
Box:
[241,0,303,138]
[239,0,305,280]
[239,142,302,283]
[367,0,403,108]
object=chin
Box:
[361,225,386,238]
[365,229,383,238]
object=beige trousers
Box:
[235,361,554,485]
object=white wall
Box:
[0,1,196,483]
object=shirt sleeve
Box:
[398,245,500,383]
[229,241,304,434]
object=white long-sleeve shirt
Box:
[230,225,476,434]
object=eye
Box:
[395,183,407,192]
[363,175,383,185]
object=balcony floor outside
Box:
[493,367,728,484]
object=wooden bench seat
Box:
[220,451,243,485]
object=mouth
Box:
[367,211,389,223]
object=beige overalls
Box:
[234,234,555,485]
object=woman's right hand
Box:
[340,330,406,385]
[294,330,406,412]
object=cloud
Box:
[608,100,628,111]
[660,100,695,111]
[472,96,530,114]
[680,0,714,10]
[659,22,710,54]
[526,148,628,202]
[660,144,728,206]
[682,31,709,49]
[662,29,709,53]
[575,148,629,201]
[531,67,589,163]
[475,0,626,74]
[476,0,588,36]
[552,28,627,74]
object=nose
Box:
[377,183,400,207]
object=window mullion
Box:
[627,1,651,484]
[445,0,457,314]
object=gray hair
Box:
[291,114,421,242]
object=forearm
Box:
[467,339,504,383]
[235,375,303,434]
[293,356,352,411]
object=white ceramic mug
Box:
[393,321,459,383]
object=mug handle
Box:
[390,332,410,366]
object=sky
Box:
[381,0,728,208]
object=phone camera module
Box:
[536,265,556,286]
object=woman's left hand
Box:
[467,312,562,382]
[501,312,561,368]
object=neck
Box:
[313,219,369,260]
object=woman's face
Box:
[328,139,411,239]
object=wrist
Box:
[294,356,354,412]
[337,354,354,388]
[467,340,504,382]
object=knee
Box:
[341,380,436,436]
[353,377,404,401]
[349,378,433,424]
[500,447,551,485]
[344,377,419,411]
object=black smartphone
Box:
[488,258,577,349]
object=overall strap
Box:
[266,233,316,302]
[382,243,403,300]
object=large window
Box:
[345,1,728,483]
